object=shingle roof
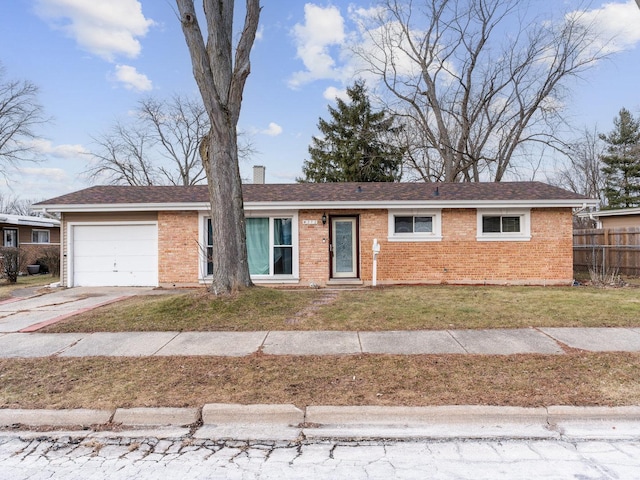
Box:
[35,181,590,207]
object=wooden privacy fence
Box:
[573,227,640,276]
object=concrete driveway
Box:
[0,287,155,333]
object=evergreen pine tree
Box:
[600,108,640,208]
[298,80,404,183]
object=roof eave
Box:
[35,198,595,213]
[581,206,640,218]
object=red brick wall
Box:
[298,211,331,284]
[298,207,574,286]
[157,211,200,285]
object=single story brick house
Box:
[34,182,595,288]
[0,213,61,271]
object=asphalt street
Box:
[1,433,639,479]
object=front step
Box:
[326,279,365,287]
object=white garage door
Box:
[72,224,158,287]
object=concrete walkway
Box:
[3,327,640,358]
[1,286,640,357]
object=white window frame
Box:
[476,208,531,241]
[199,211,299,282]
[3,228,18,247]
[31,229,50,244]
[388,209,442,242]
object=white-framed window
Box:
[388,210,442,242]
[3,228,18,247]
[31,229,50,244]
[476,209,531,241]
[202,213,298,279]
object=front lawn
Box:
[41,284,640,332]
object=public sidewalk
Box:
[2,327,640,358]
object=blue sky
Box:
[1,0,639,202]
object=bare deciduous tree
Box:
[87,120,158,186]
[355,0,610,182]
[87,95,211,186]
[139,95,208,185]
[176,0,260,294]
[0,63,47,174]
[0,193,41,216]
[551,126,605,202]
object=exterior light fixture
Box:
[322,213,327,225]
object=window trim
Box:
[199,211,299,282]
[387,209,442,242]
[3,228,18,247]
[31,229,51,244]
[476,209,531,241]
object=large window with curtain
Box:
[206,216,294,277]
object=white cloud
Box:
[112,65,153,91]
[289,4,348,88]
[256,25,264,42]
[572,0,640,54]
[288,3,438,90]
[30,139,89,158]
[261,122,283,136]
[34,0,155,61]
[323,86,348,101]
[19,167,69,183]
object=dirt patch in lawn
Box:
[40,285,640,332]
[1,353,639,409]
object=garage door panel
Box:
[75,240,153,257]
[72,224,158,287]
[74,256,156,272]
[73,227,157,242]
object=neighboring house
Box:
[579,207,640,229]
[0,213,61,269]
[34,182,595,288]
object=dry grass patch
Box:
[0,274,59,301]
[42,287,322,333]
[308,285,640,330]
[1,353,639,409]
[42,285,640,332]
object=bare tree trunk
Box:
[177,0,260,294]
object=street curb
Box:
[305,405,549,425]
[112,407,200,426]
[202,403,304,425]
[2,405,640,438]
[0,409,112,427]
[547,405,640,421]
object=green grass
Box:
[42,284,640,332]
